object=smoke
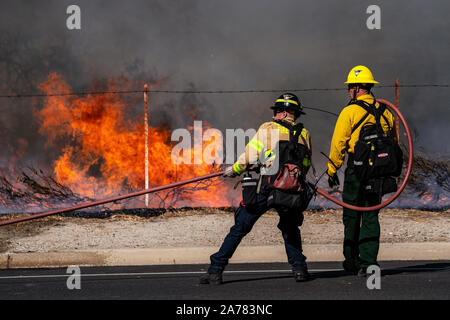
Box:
[0,0,449,205]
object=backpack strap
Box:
[273,120,295,139]
[350,100,372,134]
[351,100,393,133]
[273,120,309,158]
[292,123,305,144]
[377,103,391,131]
[273,120,312,172]
[273,120,307,148]
[294,123,315,175]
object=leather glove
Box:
[223,166,238,178]
[328,174,340,189]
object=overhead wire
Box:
[2,83,447,116]
[0,84,448,99]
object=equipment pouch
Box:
[299,181,315,212]
[381,176,398,195]
[272,163,303,192]
[241,174,259,207]
[267,189,303,210]
[353,140,371,181]
[353,127,403,181]
[363,177,398,196]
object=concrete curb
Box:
[1,242,450,269]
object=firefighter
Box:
[327,65,396,276]
[199,93,313,285]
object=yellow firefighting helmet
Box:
[345,65,379,84]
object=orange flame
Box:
[37,73,232,207]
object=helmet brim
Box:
[344,80,379,84]
[271,105,305,115]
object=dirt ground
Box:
[0,209,449,253]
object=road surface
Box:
[0,261,449,301]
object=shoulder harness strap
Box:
[273,120,306,144]
[352,100,392,136]
[350,100,372,134]
[273,120,314,174]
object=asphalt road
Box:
[0,261,449,301]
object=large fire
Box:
[36,72,231,208]
[1,73,448,213]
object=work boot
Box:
[199,272,223,285]
[342,260,359,275]
[357,268,367,278]
[293,269,311,282]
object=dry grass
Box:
[1,208,449,253]
[1,207,447,229]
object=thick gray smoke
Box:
[0,0,449,205]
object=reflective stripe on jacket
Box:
[233,120,312,175]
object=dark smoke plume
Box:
[1,1,449,211]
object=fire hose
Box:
[0,99,412,227]
[0,172,225,226]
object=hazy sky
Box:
[1,0,449,171]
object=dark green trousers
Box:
[342,166,381,270]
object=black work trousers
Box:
[342,166,381,271]
[208,191,307,274]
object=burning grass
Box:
[0,166,92,213]
[396,141,450,209]
[0,74,448,213]
[0,163,232,215]
[1,145,449,214]
[34,73,231,207]
[405,150,449,195]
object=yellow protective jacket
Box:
[232,119,312,175]
[327,94,397,176]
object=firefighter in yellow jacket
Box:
[327,65,397,276]
[200,93,312,285]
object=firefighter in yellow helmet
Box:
[326,65,397,276]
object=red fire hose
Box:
[0,171,225,226]
[0,99,413,226]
